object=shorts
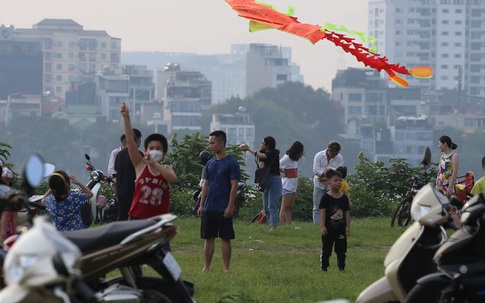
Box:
[282,188,297,195]
[200,211,235,240]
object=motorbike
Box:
[356,175,457,301]
[405,193,485,302]
[82,154,117,224]
[0,213,195,303]
[391,148,431,228]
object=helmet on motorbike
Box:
[4,216,82,287]
[199,150,212,166]
[96,194,107,208]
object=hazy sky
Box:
[2,0,370,91]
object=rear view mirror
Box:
[21,154,45,196]
[420,147,432,166]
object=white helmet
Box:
[3,216,82,287]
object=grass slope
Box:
[168,216,403,303]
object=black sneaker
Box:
[322,268,328,272]
[338,266,345,271]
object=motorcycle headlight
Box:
[91,171,100,182]
[411,205,430,221]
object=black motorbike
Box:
[405,193,485,302]
[391,151,431,228]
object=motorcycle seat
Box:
[63,219,156,253]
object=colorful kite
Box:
[226,0,433,87]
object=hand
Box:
[143,152,154,164]
[224,206,234,218]
[120,101,129,117]
[321,226,328,236]
[239,144,249,152]
[70,175,80,186]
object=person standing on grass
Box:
[197,130,240,272]
[319,169,350,272]
[279,141,304,225]
[312,141,344,224]
[240,136,281,230]
[336,166,352,207]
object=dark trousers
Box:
[320,233,347,270]
[117,195,132,221]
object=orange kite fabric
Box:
[226,0,433,87]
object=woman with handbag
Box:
[241,137,282,230]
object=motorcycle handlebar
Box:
[0,191,29,212]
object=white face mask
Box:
[149,150,164,162]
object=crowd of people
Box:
[4,107,485,274]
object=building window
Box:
[348,93,362,102]
[57,63,62,70]
[276,74,287,81]
[348,106,362,114]
[56,75,62,82]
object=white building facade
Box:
[13,19,121,99]
[368,0,485,96]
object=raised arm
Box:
[120,102,144,171]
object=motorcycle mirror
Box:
[420,147,431,166]
[21,154,45,196]
[43,163,56,177]
[85,154,90,161]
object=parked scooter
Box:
[61,213,195,302]
[0,213,195,303]
[356,183,455,303]
[82,154,116,224]
[405,193,485,302]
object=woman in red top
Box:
[120,102,177,220]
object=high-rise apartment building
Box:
[246,43,294,97]
[12,19,121,99]
[368,0,485,96]
[157,63,211,134]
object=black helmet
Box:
[199,150,212,166]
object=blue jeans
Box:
[313,186,326,224]
[263,175,282,227]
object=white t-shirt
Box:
[280,154,299,193]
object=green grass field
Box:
[166,216,404,303]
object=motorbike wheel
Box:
[391,196,412,227]
[142,289,173,303]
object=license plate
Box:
[163,252,182,281]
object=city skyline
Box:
[2,0,370,92]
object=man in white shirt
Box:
[107,134,127,194]
[312,141,344,224]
